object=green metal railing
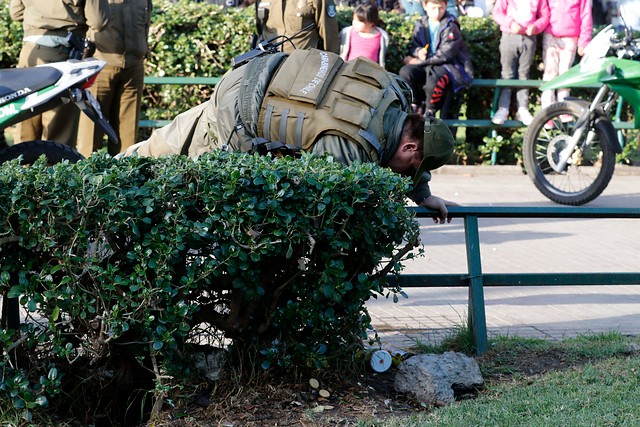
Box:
[387,206,640,355]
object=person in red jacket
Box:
[491,0,550,126]
[540,0,592,110]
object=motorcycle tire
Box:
[0,140,84,165]
[523,101,617,206]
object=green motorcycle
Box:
[523,25,640,205]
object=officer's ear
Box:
[400,140,420,153]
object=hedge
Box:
[0,152,420,424]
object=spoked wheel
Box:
[0,140,84,165]
[523,101,617,205]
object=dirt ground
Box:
[149,346,582,426]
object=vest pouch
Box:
[333,78,384,108]
[330,98,372,129]
[267,49,343,106]
[340,56,391,89]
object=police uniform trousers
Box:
[16,42,79,146]
[77,60,145,157]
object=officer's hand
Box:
[419,195,458,224]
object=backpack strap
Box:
[234,52,288,148]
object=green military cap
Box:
[414,116,455,185]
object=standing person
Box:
[255,0,340,53]
[398,0,474,117]
[9,0,109,146]
[121,49,457,221]
[540,0,592,111]
[76,0,152,157]
[491,0,549,125]
[339,2,390,67]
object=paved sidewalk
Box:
[366,165,640,349]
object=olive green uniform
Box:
[10,0,109,146]
[257,0,340,53]
[77,0,152,157]
[123,51,436,204]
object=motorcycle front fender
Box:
[594,116,622,154]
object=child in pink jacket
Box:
[541,0,592,110]
[491,0,550,125]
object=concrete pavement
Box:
[366,165,640,349]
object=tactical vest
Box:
[236,49,411,161]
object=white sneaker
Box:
[516,108,534,126]
[491,107,509,125]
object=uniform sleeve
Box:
[309,134,370,165]
[410,171,432,204]
[85,0,110,32]
[317,0,340,53]
[122,102,209,158]
[9,0,24,22]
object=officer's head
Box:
[387,113,454,180]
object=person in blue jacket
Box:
[398,0,474,116]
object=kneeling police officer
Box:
[123,49,456,221]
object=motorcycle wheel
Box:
[0,140,84,165]
[523,101,617,206]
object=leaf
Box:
[34,395,49,408]
[48,367,59,381]
[286,243,293,259]
[7,286,21,298]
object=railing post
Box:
[490,88,501,165]
[464,214,489,354]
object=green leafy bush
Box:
[0,152,420,423]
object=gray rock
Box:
[394,351,483,406]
